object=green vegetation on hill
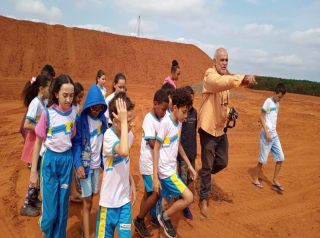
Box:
[250,76,320,97]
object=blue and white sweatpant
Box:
[39,148,73,238]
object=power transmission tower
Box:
[136,16,143,37]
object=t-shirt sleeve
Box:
[35,110,47,139]
[103,130,119,156]
[156,119,168,143]
[26,99,38,124]
[261,99,270,113]
[143,115,156,140]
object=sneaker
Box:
[31,198,42,209]
[150,216,160,227]
[182,207,193,220]
[20,205,40,217]
[157,212,177,238]
[133,218,151,238]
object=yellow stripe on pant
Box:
[97,206,107,238]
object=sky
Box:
[1,0,320,82]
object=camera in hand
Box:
[224,107,238,133]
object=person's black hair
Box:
[41,64,55,78]
[73,82,84,105]
[161,82,175,97]
[153,89,169,104]
[74,82,84,97]
[96,69,106,84]
[183,85,194,95]
[275,83,286,95]
[171,60,180,73]
[21,75,51,108]
[112,73,127,92]
[48,74,74,107]
[108,91,134,121]
[172,87,192,108]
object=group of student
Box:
[19,60,198,238]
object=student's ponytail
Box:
[171,60,180,73]
[21,75,51,108]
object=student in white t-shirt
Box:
[105,73,127,126]
[253,83,286,191]
[72,84,107,238]
[153,88,197,238]
[96,69,107,99]
[96,92,136,238]
[20,74,51,217]
[133,89,169,237]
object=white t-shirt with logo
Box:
[26,97,46,125]
[139,112,160,175]
[156,115,181,179]
[44,106,77,153]
[99,128,134,208]
[88,115,103,169]
[262,97,279,137]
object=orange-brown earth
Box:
[0,16,319,238]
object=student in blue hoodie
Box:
[72,84,107,238]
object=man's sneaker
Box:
[20,205,40,217]
[133,218,151,238]
[157,212,177,238]
[150,216,160,227]
[182,207,193,220]
[31,198,42,209]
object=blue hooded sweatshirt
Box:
[72,84,107,178]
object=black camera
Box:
[224,107,238,133]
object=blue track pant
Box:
[40,149,73,238]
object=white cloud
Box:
[13,0,62,19]
[74,24,111,32]
[272,54,303,66]
[243,23,275,37]
[175,37,221,58]
[291,28,320,47]
[114,0,209,18]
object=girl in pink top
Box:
[21,75,51,165]
[30,74,77,238]
[163,60,181,89]
[19,75,51,218]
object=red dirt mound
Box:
[0,16,319,238]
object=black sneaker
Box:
[157,212,177,238]
[31,198,42,209]
[133,218,151,237]
[20,205,40,217]
[150,216,160,227]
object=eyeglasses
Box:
[90,105,104,112]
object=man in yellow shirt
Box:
[198,48,256,217]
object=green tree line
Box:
[249,76,320,97]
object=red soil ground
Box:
[0,16,319,238]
